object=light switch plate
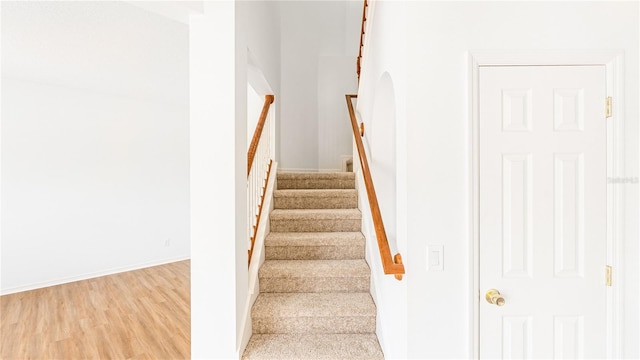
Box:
[427,245,444,272]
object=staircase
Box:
[242,172,384,360]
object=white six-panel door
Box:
[479,66,607,359]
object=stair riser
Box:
[274,196,357,209]
[252,317,376,334]
[277,179,355,190]
[270,219,360,232]
[259,277,369,293]
[265,245,364,260]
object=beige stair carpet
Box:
[243,171,384,360]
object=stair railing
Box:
[345,94,405,280]
[356,0,368,80]
[247,94,275,266]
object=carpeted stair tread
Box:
[259,260,370,292]
[277,172,355,180]
[265,232,365,247]
[270,209,361,220]
[274,189,357,198]
[242,334,384,360]
[265,232,365,260]
[251,292,376,333]
[277,172,355,190]
[260,259,370,278]
[274,189,357,209]
[252,292,375,318]
[270,209,362,232]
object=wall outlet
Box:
[165,238,171,247]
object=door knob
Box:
[485,289,505,306]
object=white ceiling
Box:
[1,1,190,105]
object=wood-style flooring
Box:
[1,260,190,360]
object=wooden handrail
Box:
[247,94,275,177]
[356,0,368,80]
[247,94,275,267]
[345,94,405,280]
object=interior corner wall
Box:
[278,1,359,171]
[402,2,639,358]
[1,2,190,294]
[354,1,409,359]
[190,1,242,358]
[234,0,281,354]
[191,1,281,357]
[318,55,357,171]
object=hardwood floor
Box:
[1,260,190,360]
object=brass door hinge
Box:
[605,265,612,286]
[606,97,612,118]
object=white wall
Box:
[318,55,357,171]
[236,0,281,354]
[358,1,639,358]
[190,2,240,357]
[354,2,409,358]
[279,1,359,170]
[190,1,280,358]
[1,1,190,294]
[238,0,281,163]
[247,84,263,147]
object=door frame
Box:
[469,51,625,359]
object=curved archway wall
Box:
[368,72,398,254]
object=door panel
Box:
[479,66,607,359]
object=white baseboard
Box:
[0,255,191,295]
